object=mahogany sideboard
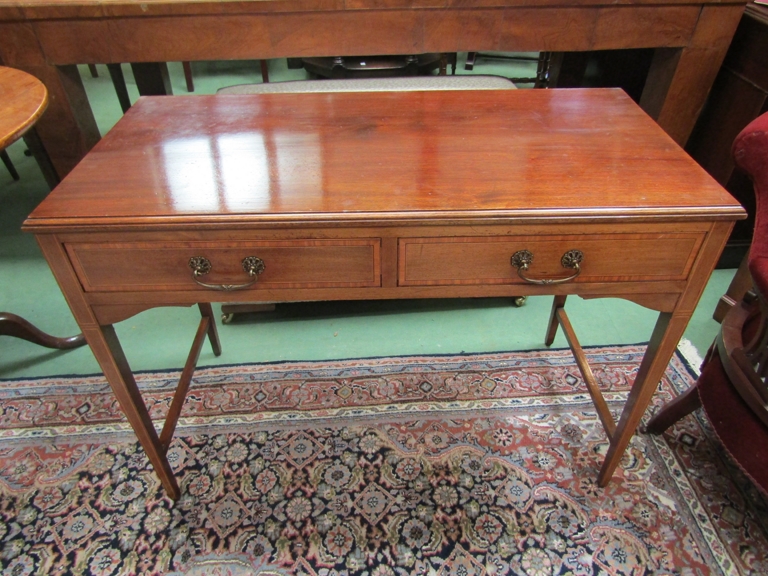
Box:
[23,89,745,500]
[688,1,768,259]
[0,0,749,180]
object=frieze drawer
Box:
[67,239,381,292]
[398,234,703,286]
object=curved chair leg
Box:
[644,383,702,434]
[0,311,86,350]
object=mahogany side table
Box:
[24,89,745,500]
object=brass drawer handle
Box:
[510,249,583,285]
[188,256,265,291]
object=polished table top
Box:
[25,88,743,231]
[0,66,48,149]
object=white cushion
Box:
[217,75,516,95]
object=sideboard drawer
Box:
[67,239,381,292]
[399,234,703,286]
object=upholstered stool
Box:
[217,74,516,95]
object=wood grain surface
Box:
[24,88,743,229]
[0,66,47,149]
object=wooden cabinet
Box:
[686,1,768,267]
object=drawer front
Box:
[399,234,703,286]
[68,239,381,292]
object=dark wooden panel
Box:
[685,2,768,265]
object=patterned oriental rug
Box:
[1,346,767,576]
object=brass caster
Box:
[221,313,234,324]
[513,296,527,307]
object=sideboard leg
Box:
[545,295,567,346]
[89,324,181,500]
[598,312,685,486]
[198,303,222,356]
[639,5,743,145]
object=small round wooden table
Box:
[0,66,85,350]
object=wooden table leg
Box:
[87,323,180,500]
[131,62,173,96]
[198,303,222,356]
[464,52,477,71]
[598,311,691,485]
[595,220,735,484]
[107,64,132,113]
[1,149,19,180]
[182,61,194,92]
[639,4,744,146]
[545,295,567,346]
[22,127,60,190]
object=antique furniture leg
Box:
[545,295,567,346]
[600,215,735,484]
[546,294,618,443]
[107,64,132,113]
[1,149,19,180]
[182,61,194,92]
[713,254,752,322]
[545,300,686,485]
[53,310,219,501]
[598,312,675,484]
[198,302,222,356]
[94,324,181,500]
[464,52,478,71]
[131,62,173,96]
[97,309,220,501]
[644,381,702,434]
[22,127,60,189]
[87,310,220,501]
[0,312,85,349]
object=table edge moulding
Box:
[23,88,746,501]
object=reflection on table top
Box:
[26,89,743,229]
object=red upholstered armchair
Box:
[646,111,768,494]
